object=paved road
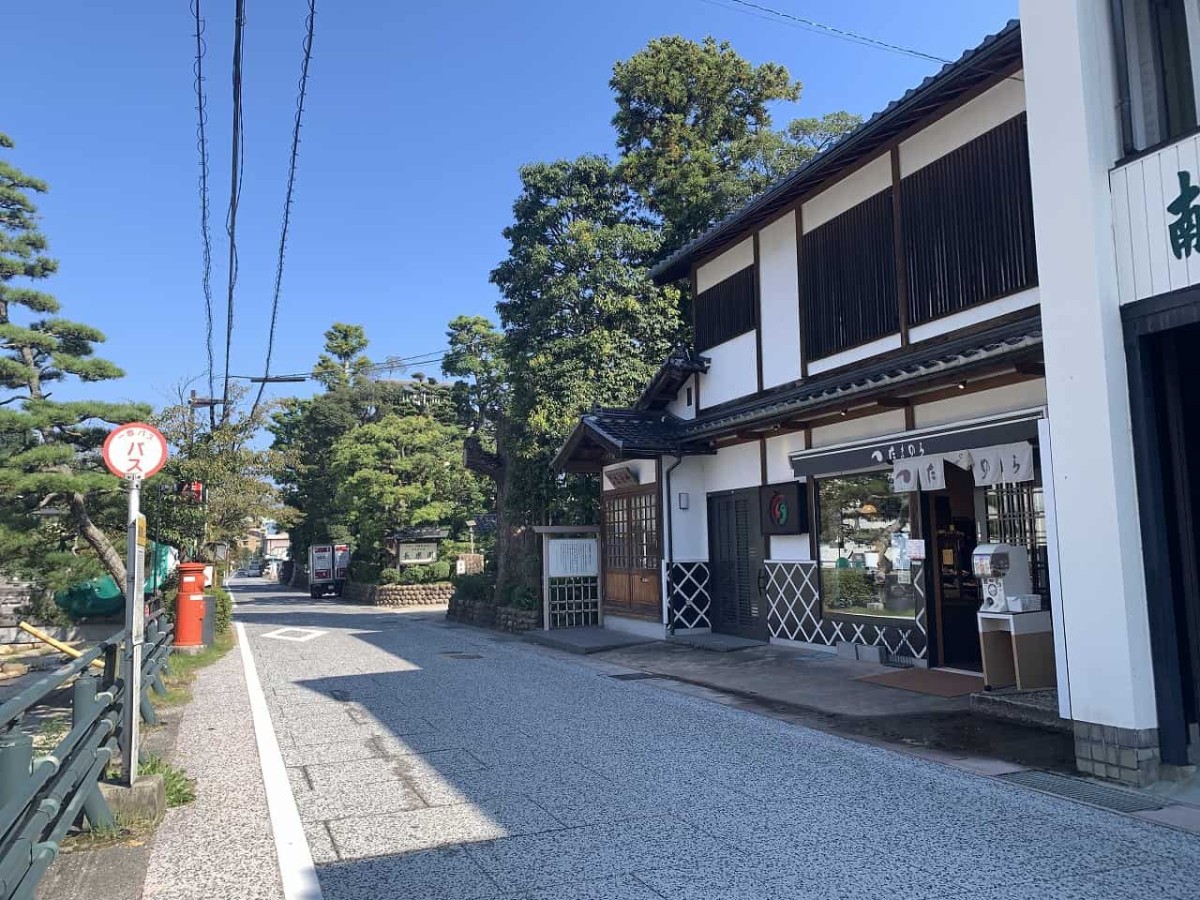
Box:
[234,581,1200,900]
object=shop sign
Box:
[759,481,808,535]
[397,542,439,566]
[790,418,1039,478]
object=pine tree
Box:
[0,132,146,590]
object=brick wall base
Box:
[1074,722,1160,786]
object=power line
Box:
[220,0,247,424]
[190,0,216,416]
[251,0,318,419]
[698,0,1023,83]
[701,0,952,65]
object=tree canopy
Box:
[0,132,144,590]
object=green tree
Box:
[272,326,467,571]
[0,132,145,589]
[491,156,682,526]
[611,36,859,250]
[312,322,372,390]
[150,383,287,559]
[330,414,484,578]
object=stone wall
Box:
[446,594,540,633]
[341,581,453,607]
[494,605,540,633]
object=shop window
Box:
[816,472,918,619]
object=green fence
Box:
[0,611,174,899]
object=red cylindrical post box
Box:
[174,562,207,649]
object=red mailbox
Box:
[174,561,207,649]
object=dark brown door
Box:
[707,489,768,638]
[601,486,662,620]
[928,465,982,671]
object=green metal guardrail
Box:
[0,611,176,900]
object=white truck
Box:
[308,543,350,598]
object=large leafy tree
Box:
[330,414,484,576]
[150,383,287,559]
[0,132,145,589]
[491,155,683,528]
[272,324,468,572]
[611,36,860,250]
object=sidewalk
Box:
[140,637,283,900]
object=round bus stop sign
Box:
[102,423,169,479]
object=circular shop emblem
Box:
[768,491,789,527]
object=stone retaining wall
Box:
[446,595,540,633]
[341,581,453,607]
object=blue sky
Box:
[0,0,1016,410]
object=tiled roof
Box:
[553,315,1041,472]
[652,20,1022,283]
[681,316,1041,439]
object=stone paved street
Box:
[232,582,1200,899]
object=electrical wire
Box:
[696,0,1023,81]
[220,0,247,424]
[250,0,317,418]
[191,0,216,416]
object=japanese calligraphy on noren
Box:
[1168,170,1200,260]
[102,423,169,479]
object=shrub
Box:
[508,584,539,610]
[394,561,453,585]
[452,572,493,604]
[821,568,875,609]
[211,585,233,635]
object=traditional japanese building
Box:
[556,23,1062,684]
[1020,0,1200,782]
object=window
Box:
[983,482,1050,606]
[800,189,898,359]
[1121,0,1198,152]
[695,266,757,351]
[902,115,1038,325]
[816,472,918,619]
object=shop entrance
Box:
[924,465,983,671]
[707,488,768,639]
[1127,315,1200,765]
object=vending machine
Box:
[971,543,1032,613]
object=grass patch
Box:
[139,755,197,807]
[150,630,236,710]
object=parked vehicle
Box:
[308,543,350,598]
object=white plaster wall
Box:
[764,431,809,483]
[1021,0,1159,730]
[912,380,1048,430]
[698,331,758,408]
[696,238,754,293]
[908,288,1039,344]
[768,533,813,562]
[802,155,892,233]
[899,74,1027,177]
[810,410,908,449]
[702,441,761,494]
[666,455,709,561]
[602,459,657,492]
[808,334,902,375]
[758,212,802,388]
[665,375,697,421]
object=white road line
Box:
[236,622,324,900]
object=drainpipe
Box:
[663,453,684,635]
[1109,0,1136,157]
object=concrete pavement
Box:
[157,580,1200,899]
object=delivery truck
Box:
[308,543,350,598]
